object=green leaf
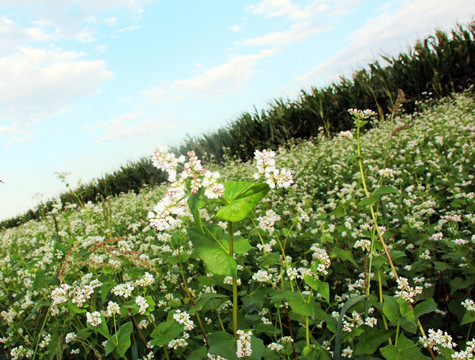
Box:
[216,181,269,222]
[233,236,253,255]
[461,310,475,325]
[304,275,330,303]
[354,328,394,355]
[115,322,133,357]
[414,298,436,318]
[189,293,228,314]
[87,313,109,339]
[208,331,238,360]
[188,188,207,232]
[383,296,400,322]
[104,340,115,356]
[334,295,367,360]
[358,186,399,207]
[330,248,358,266]
[188,226,237,276]
[149,320,185,346]
[284,291,315,316]
[380,333,429,360]
[249,335,265,360]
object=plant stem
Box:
[228,221,238,339]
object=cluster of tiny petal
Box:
[462,299,475,311]
[151,146,185,181]
[342,347,353,358]
[86,311,102,327]
[136,296,149,315]
[354,239,371,252]
[252,269,272,283]
[348,108,377,121]
[173,310,194,331]
[419,329,457,352]
[236,330,253,358]
[268,342,283,352]
[395,277,423,303]
[452,339,475,360]
[253,149,293,189]
[310,244,331,276]
[111,283,135,298]
[339,130,354,139]
[135,272,155,287]
[168,337,188,350]
[378,168,395,177]
[257,210,281,235]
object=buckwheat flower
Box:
[419,329,457,352]
[252,269,272,283]
[168,338,188,349]
[202,171,225,199]
[348,108,377,121]
[39,333,51,349]
[135,272,155,287]
[268,343,283,352]
[173,310,194,331]
[342,347,353,358]
[112,283,135,298]
[462,299,475,312]
[395,277,423,303]
[430,232,444,241]
[104,301,120,317]
[378,168,395,178]
[365,317,377,327]
[86,311,102,327]
[257,210,281,235]
[354,239,371,252]
[236,330,252,358]
[71,349,80,355]
[287,267,299,280]
[275,168,293,189]
[339,131,353,139]
[65,332,77,344]
[152,146,185,181]
[454,239,468,245]
[442,214,462,222]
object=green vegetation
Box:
[0,88,474,359]
[1,22,474,229]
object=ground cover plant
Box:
[0,89,474,359]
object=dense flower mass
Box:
[0,91,474,359]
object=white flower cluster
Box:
[257,210,281,235]
[378,168,395,178]
[173,310,194,331]
[86,311,102,327]
[135,272,155,287]
[348,108,377,121]
[236,330,252,358]
[149,148,225,232]
[310,244,331,276]
[452,339,475,360]
[253,149,293,189]
[136,296,149,315]
[419,328,457,352]
[462,299,475,312]
[394,277,423,303]
[252,269,272,283]
[111,282,135,298]
[354,239,371,252]
[339,130,354,140]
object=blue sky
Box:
[0,0,473,221]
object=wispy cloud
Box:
[95,111,177,142]
[241,0,358,48]
[0,46,113,127]
[295,0,475,87]
[176,49,281,96]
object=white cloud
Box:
[246,0,315,21]
[117,24,141,33]
[0,46,113,127]
[0,16,52,53]
[295,0,475,87]
[241,21,330,46]
[171,48,281,97]
[96,111,177,142]
[241,0,358,48]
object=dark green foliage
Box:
[2,22,474,229]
